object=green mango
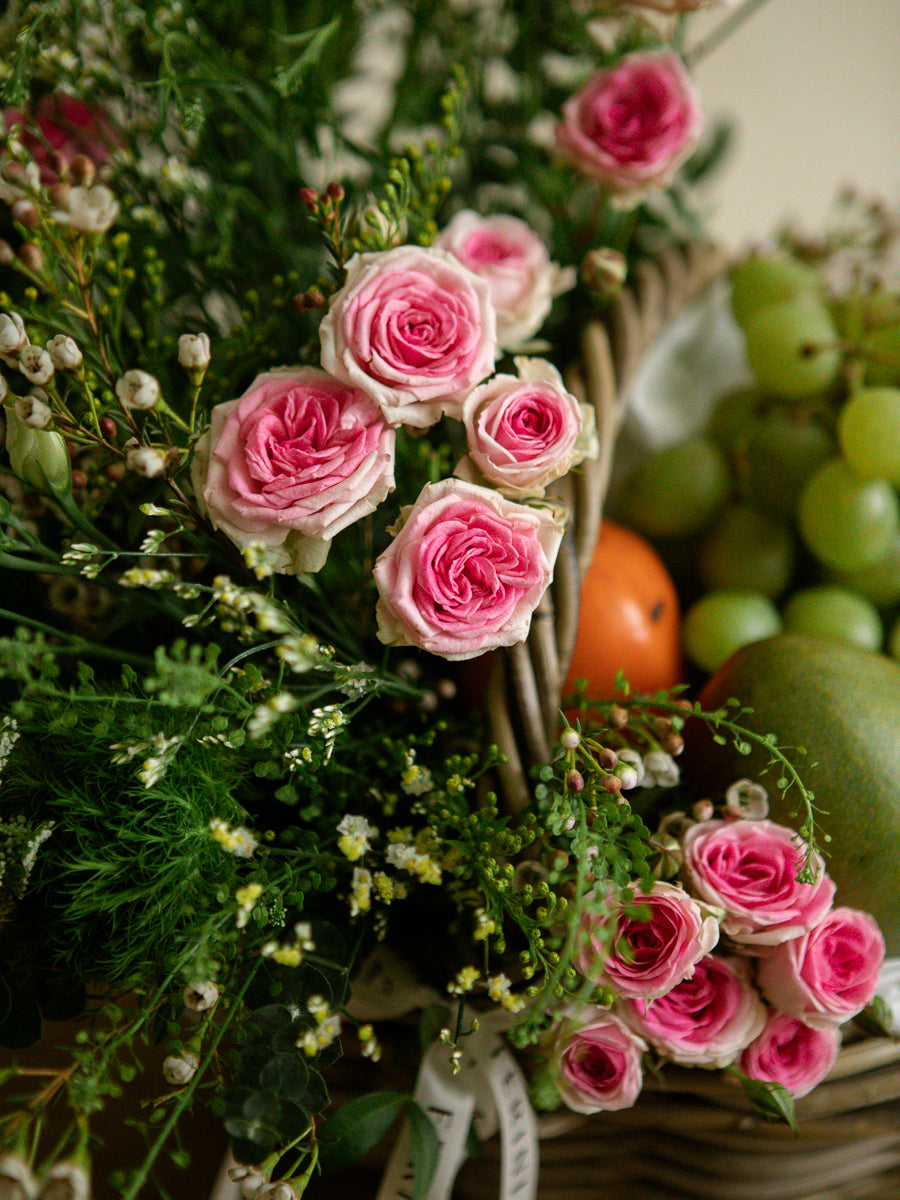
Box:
[692,633,900,955]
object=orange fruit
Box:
[563,518,684,703]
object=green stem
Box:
[119,963,261,1200]
[0,608,154,668]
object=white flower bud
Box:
[177,332,211,370]
[162,1051,198,1086]
[5,408,71,493]
[0,1153,37,1200]
[14,393,53,429]
[52,184,120,233]
[18,344,54,385]
[116,369,160,410]
[0,375,8,404]
[183,980,218,1012]
[238,1174,266,1200]
[36,1161,90,1200]
[125,444,166,478]
[0,312,27,356]
[46,334,83,372]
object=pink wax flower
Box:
[682,818,835,947]
[555,53,701,198]
[434,210,575,351]
[554,1008,646,1114]
[319,245,497,428]
[739,1010,841,1098]
[577,880,719,1000]
[757,907,885,1029]
[372,477,564,660]
[191,367,395,575]
[456,357,597,497]
[622,954,767,1067]
[4,94,115,182]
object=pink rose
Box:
[4,94,115,183]
[739,1010,841,1098]
[434,210,575,351]
[191,367,395,574]
[318,245,497,428]
[455,358,597,497]
[682,819,835,947]
[757,907,885,1029]
[372,477,564,660]
[577,880,719,1000]
[554,1008,646,1114]
[622,955,767,1067]
[555,53,701,197]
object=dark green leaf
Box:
[854,995,896,1038]
[317,1091,408,1172]
[259,1053,310,1102]
[406,1101,440,1200]
[736,1074,798,1131]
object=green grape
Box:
[782,585,884,651]
[729,256,821,328]
[838,387,900,485]
[683,591,782,674]
[830,531,900,607]
[617,437,730,538]
[700,504,795,597]
[797,457,899,572]
[706,386,764,456]
[741,297,843,399]
[743,410,834,518]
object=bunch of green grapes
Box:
[614,251,900,674]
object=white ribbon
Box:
[377,1023,539,1200]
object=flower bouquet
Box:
[0,3,897,1200]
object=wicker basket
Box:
[485,237,727,813]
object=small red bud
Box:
[600,774,622,794]
[71,469,88,489]
[662,732,684,756]
[100,417,117,441]
[299,187,319,211]
[566,769,585,793]
[17,243,43,271]
[326,181,345,201]
[598,747,618,771]
[11,198,40,229]
[68,154,95,187]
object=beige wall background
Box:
[690,0,900,250]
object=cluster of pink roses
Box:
[554,808,886,1113]
[192,214,595,660]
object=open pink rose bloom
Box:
[191,367,395,574]
[555,52,701,196]
[373,477,564,659]
[554,1009,647,1114]
[319,245,497,428]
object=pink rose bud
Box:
[555,52,701,198]
[739,1010,841,1098]
[682,818,835,947]
[319,245,498,428]
[373,477,564,660]
[434,210,575,351]
[757,907,886,1028]
[456,357,597,497]
[190,367,396,575]
[554,1008,646,1113]
[577,880,719,1000]
[622,955,767,1067]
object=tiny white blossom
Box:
[37,1161,91,1200]
[0,312,27,357]
[126,444,166,477]
[116,369,160,410]
[177,331,211,370]
[616,748,645,791]
[336,814,378,861]
[642,750,680,789]
[17,344,54,385]
[14,393,52,428]
[53,184,120,233]
[46,334,83,371]
[184,980,219,1012]
[162,1052,198,1086]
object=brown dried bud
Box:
[600,773,622,794]
[10,197,40,228]
[47,181,71,207]
[0,239,16,265]
[608,703,629,729]
[68,153,96,187]
[662,731,684,756]
[17,242,43,272]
